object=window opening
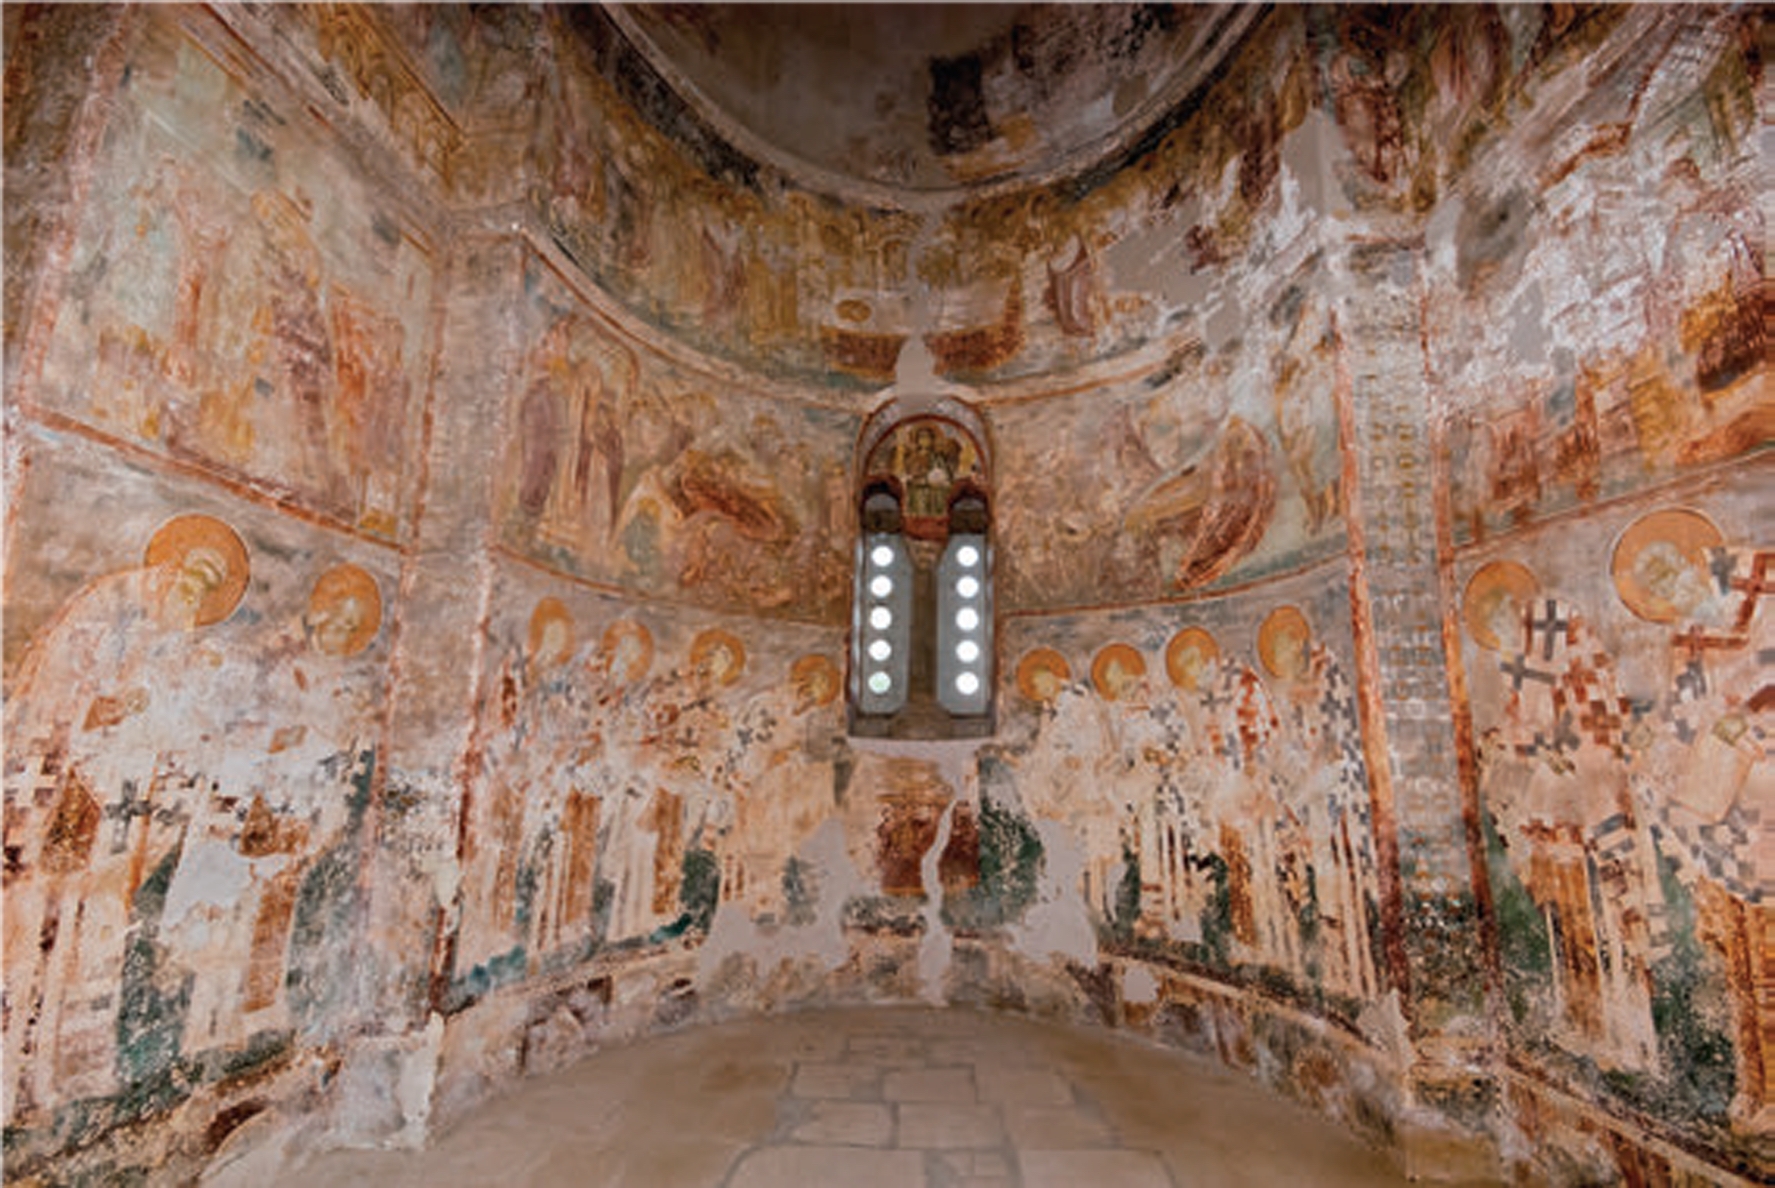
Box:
[850,418,993,738]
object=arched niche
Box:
[850,396,995,739]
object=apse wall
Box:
[3,6,1766,1188]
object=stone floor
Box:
[272,1007,1500,1187]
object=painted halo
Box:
[1090,642,1146,700]
[790,654,840,707]
[1164,627,1220,691]
[307,564,383,656]
[1611,508,1724,624]
[1257,605,1311,679]
[1463,560,1539,653]
[600,619,654,685]
[143,514,250,627]
[690,627,746,686]
[1015,647,1071,704]
[528,597,574,666]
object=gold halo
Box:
[307,565,382,656]
[1015,648,1071,703]
[1091,643,1146,700]
[790,654,840,706]
[1463,561,1539,652]
[1165,627,1220,691]
[1611,508,1724,623]
[1257,606,1312,679]
[528,597,574,666]
[599,619,654,684]
[143,514,250,627]
[690,628,746,685]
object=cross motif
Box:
[1529,599,1570,661]
[1499,652,1556,692]
[1728,552,1773,632]
[1200,682,1233,714]
[105,777,153,853]
[26,753,63,808]
[1578,697,1627,749]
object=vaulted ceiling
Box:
[608,3,1261,203]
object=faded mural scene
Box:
[2,4,1766,1187]
[1460,487,1770,1169]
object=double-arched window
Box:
[849,413,993,738]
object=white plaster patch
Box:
[1122,963,1160,1005]
[1203,292,1244,353]
[1010,820,1096,967]
[1279,107,1351,221]
[392,1012,444,1149]
[696,818,860,988]
[1506,281,1548,365]
[427,854,461,910]
[916,801,957,1004]
[1358,988,1413,1064]
[785,820,864,971]
[1424,192,1464,281]
[1104,210,1214,311]
[163,839,255,926]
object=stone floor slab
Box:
[896,1102,1004,1148]
[883,1066,976,1103]
[788,1100,894,1147]
[727,1145,926,1188]
[1004,1103,1115,1148]
[1019,1148,1174,1188]
[792,1061,883,1099]
[263,1007,1505,1188]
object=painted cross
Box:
[1200,681,1233,714]
[1578,697,1627,749]
[1529,599,1570,661]
[1499,652,1557,692]
[1728,552,1773,633]
[26,752,62,808]
[105,776,151,853]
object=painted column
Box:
[352,232,529,1145]
[1335,239,1499,1176]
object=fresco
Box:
[989,566,1386,1031]
[521,7,1754,399]
[1427,6,1766,546]
[3,4,1765,1184]
[861,417,986,528]
[1,439,395,1175]
[1458,480,1770,1167]
[440,566,850,1011]
[496,253,858,622]
[992,280,1346,611]
[30,10,436,543]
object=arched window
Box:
[936,490,991,717]
[854,483,911,716]
[849,414,993,738]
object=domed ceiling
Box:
[607,3,1261,203]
